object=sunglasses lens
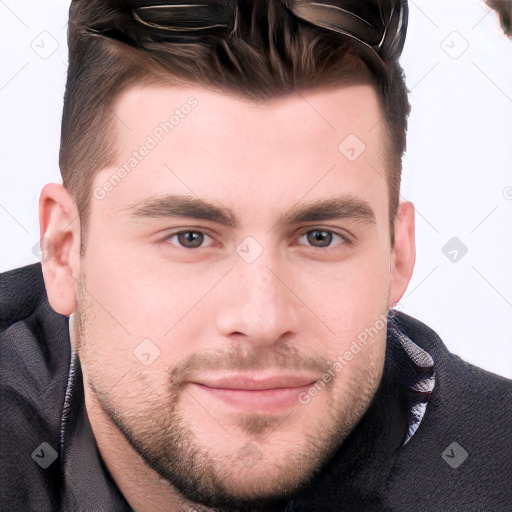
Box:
[289,0,407,63]
[133,3,233,32]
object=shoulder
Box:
[0,263,71,390]
[386,312,512,511]
[0,263,46,330]
[392,311,511,406]
[0,263,71,510]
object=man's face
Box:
[75,83,396,508]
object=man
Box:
[1,1,510,511]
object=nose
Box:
[214,251,302,348]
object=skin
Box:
[39,83,415,512]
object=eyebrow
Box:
[124,193,376,228]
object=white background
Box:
[1,1,511,378]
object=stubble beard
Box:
[74,288,384,511]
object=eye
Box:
[165,230,213,249]
[298,229,350,248]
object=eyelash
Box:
[161,228,353,250]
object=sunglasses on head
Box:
[87,1,408,70]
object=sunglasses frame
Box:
[87,1,408,70]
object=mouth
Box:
[189,373,318,413]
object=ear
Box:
[388,201,416,308]
[38,183,81,316]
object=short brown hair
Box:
[60,1,410,250]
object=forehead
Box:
[113,83,383,143]
[94,83,388,221]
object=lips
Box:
[189,373,318,413]
[192,373,318,390]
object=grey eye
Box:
[306,230,333,247]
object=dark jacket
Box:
[1,263,511,511]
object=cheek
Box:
[78,236,225,383]
[80,227,182,334]
[301,244,391,339]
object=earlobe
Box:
[38,183,81,316]
[388,201,416,309]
